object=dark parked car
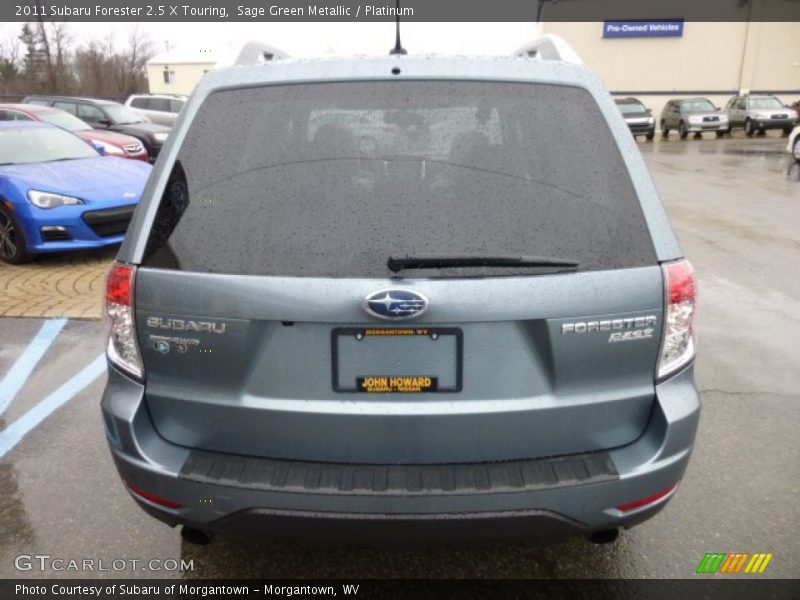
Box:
[0,103,148,161]
[23,95,170,160]
[102,36,699,546]
[614,97,655,141]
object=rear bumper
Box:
[101,364,700,542]
[750,118,794,131]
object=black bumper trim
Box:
[203,507,588,543]
[179,449,618,496]
[82,204,136,237]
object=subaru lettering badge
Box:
[364,289,429,320]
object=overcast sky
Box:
[0,21,540,57]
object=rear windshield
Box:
[143,81,656,277]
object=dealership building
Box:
[542,20,799,120]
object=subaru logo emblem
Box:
[364,289,428,320]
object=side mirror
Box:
[646,108,652,114]
[92,143,106,156]
[98,118,112,127]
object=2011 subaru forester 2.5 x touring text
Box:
[101,35,700,545]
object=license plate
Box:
[332,327,463,393]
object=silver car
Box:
[125,94,186,127]
[102,36,700,545]
[660,98,729,139]
[615,97,656,141]
[726,95,797,136]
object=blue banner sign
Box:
[603,20,684,38]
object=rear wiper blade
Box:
[387,254,579,273]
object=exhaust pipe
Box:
[588,529,619,545]
[181,526,212,545]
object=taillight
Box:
[657,259,696,380]
[615,484,677,513]
[105,262,143,379]
[125,482,183,509]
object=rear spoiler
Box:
[514,34,583,65]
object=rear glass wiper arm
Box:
[387,254,579,273]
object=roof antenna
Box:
[389,0,407,55]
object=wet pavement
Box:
[0,134,798,579]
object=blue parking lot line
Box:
[0,318,68,415]
[0,353,106,458]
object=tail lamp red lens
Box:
[106,264,134,306]
[616,484,677,513]
[657,259,697,380]
[105,261,143,379]
[125,482,184,509]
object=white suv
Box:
[125,94,187,127]
[788,125,800,162]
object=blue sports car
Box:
[0,121,152,264]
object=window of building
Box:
[163,69,176,85]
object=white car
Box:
[787,125,800,162]
[125,94,186,127]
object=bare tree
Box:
[115,25,154,96]
[72,26,154,97]
[8,22,152,97]
[1,32,21,65]
[73,40,108,95]
[0,31,21,93]
[46,22,76,92]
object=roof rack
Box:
[514,34,583,65]
[233,42,290,66]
